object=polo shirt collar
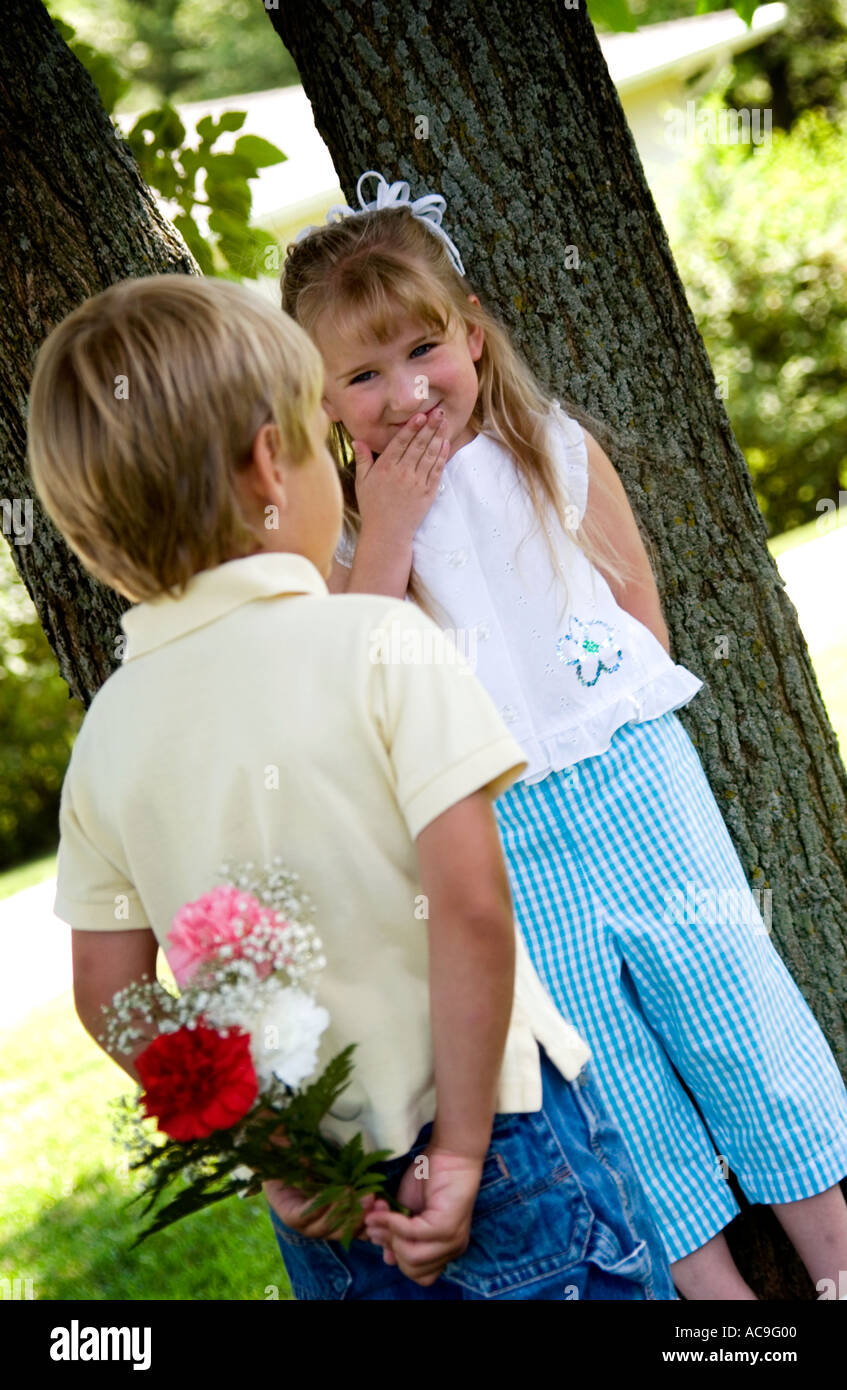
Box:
[120,552,328,662]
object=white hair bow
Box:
[296,169,467,278]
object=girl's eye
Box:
[411,343,437,359]
[349,370,376,385]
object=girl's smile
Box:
[315,307,484,460]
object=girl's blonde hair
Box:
[27,275,325,603]
[281,203,629,622]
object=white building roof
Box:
[603,3,787,93]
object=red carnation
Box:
[136,1023,258,1141]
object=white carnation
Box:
[251,985,330,1090]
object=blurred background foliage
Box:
[0,544,82,871]
[46,0,299,108]
[2,0,845,873]
[665,102,847,537]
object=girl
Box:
[281,171,847,1300]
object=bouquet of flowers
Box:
[104,857,399,1248]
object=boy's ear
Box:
[246,422,288,506]
[322,395,342,424]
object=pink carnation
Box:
[167,885,275,986]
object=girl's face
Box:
[314,301,484,459]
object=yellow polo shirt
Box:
[54,552,590,1154]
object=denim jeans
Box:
[268,1049,678,1300]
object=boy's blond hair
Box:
[27,274,325,602]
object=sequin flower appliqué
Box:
[556,617,623,687]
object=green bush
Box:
[0,543,82,870]
[667,106,847,538]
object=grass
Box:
[767,513,837,558]
[808,642,847,755]
[0,849,58,901]
[0,991,292,1300]
[768,521,847,754]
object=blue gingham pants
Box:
[494,710,847,1262]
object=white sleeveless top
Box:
[336,403,703,784]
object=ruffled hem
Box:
[517,666,704,785]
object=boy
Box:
[27,274,675,1301]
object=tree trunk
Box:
[0,0,197,708]
[267,0,847,1297]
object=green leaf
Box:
[730,0,758,24]
[246,227,282,256]
[591,0,754,29]
[205,179,254,221]
[172,215,216,275]
[197,111,247,144]
[216,234,270,281]
[212,226,284,279]
[179,147,202,181]
[281,1046,357,1132]
[130,1179,242,1246]
[50,16,130,117]
[70,43,130,116]
[51,17,75,42]
[204,150,256,182]
[128,106,186,155]
[217,111,249,134]
[128,144,180,200]
[587,0,637,33]
[233,134,287,170]
[206,176,252,220]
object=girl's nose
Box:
[385,372,424,421]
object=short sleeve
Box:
[334,521,358,570]
[53,769,150,932]
[368,603,528,840]
[549,399,589,526]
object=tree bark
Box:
[0,0,197,708]
[267,0,847,1297]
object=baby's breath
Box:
[216,858,324,991]
[103,861,325,1058]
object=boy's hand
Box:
[261,1118,378,1243]
[361,1147,483,1286]
[353,410,449,544]
[263,1178,377,1243]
